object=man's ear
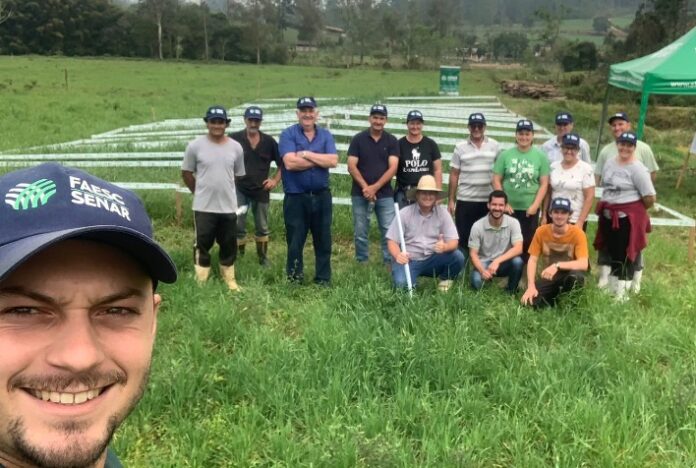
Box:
[151,294,162,336]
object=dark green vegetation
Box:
[1,57,695,466]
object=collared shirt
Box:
[450,136,500,202]
[229,130,280,202]
[468,214,523,263]
[385,204,458,261]
[278,123,337,194]
[541,136,592,164]
[347,129,399,198]
[0,448,123,468]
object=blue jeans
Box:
[470,256,524,293]
[352,196,395,263]
[236,190,270,239]
[391,250,465,289]
[283,190,332,283]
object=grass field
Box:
[1,56,696,467]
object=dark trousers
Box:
[283,190,332,283]
[531,270,586,307]
[599,216,637,280]
[194,211,237,267]
[455,200,489,251]
[512,210,539,263]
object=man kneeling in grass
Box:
[521,197,589,307]
[386,175,465,291]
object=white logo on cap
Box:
[69,176,130,221]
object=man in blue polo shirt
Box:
[278,97,338,285]
[347,104,399,265]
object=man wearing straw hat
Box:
[385,175,465,291]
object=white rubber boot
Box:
[614,279,629,303]
[194,265,210,284]
[220,265,241,292]
[607,275,618,295]
[630,270,643,294]
[597,265,611,290]
[438,280,453,292]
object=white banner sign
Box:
[691,133,696,154]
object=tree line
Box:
[0,0,691,68]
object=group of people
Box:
[180,99,657,305]
[0,99,659,467]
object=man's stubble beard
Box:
[6,365,151,468]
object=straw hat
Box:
[406,175,444,201]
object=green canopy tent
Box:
[596,27,696,152]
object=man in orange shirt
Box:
[521,197,589,307]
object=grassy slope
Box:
[1,56,695,466]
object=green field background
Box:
[1,56,695,467]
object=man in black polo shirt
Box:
[229,106,281,266]
[395,110,443,208]
[347,104,400,264]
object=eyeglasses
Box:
[469,123,484,129]
[561,146,578,152]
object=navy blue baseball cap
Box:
[561,132,581,148]
[555,112,573,124]
[550,197,572,212]
[516,119,534,132]
[608,112,630,124]
[0,163,177,284]
[204,105,230,123]
[468,113,486,125]
[406,110,424,122]
[244,106,263,120]
[370,104,388,116]
[296,96,317,109]
[616,131,637,145]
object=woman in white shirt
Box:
[543,133,595,230]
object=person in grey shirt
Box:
[541,112,592,164]
[469,190,524,293]
[386,175,465,291]
[182,105,245,291]
[594,132,656,301]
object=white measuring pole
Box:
[393,202,413,296]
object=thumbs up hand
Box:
[434,234,446,253]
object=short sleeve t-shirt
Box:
[347,129,399,198]
[385,204,457,261]
[450,137,500,202]
[596,140,659,176]
[600,158,656,205]
[492,146,550,211]
[468,214,523,263]
[396,136,441,188]
[528,224,589,270]
[229,130,280,203]
[182,135,245,213]
[549,160,595,224]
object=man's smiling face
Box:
[0,240,160,468]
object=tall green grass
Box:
[1,57,695,466]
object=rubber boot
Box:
[256,236,269,267]
[597,265,611,290]
[237,239,246,257]
[220,265,241,292]
[614,279,629,303]
[607,275,618,296]
[438,280,453,292]
[630,270,643,294]
[194,265,210,284]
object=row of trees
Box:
[0,0,692,68]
